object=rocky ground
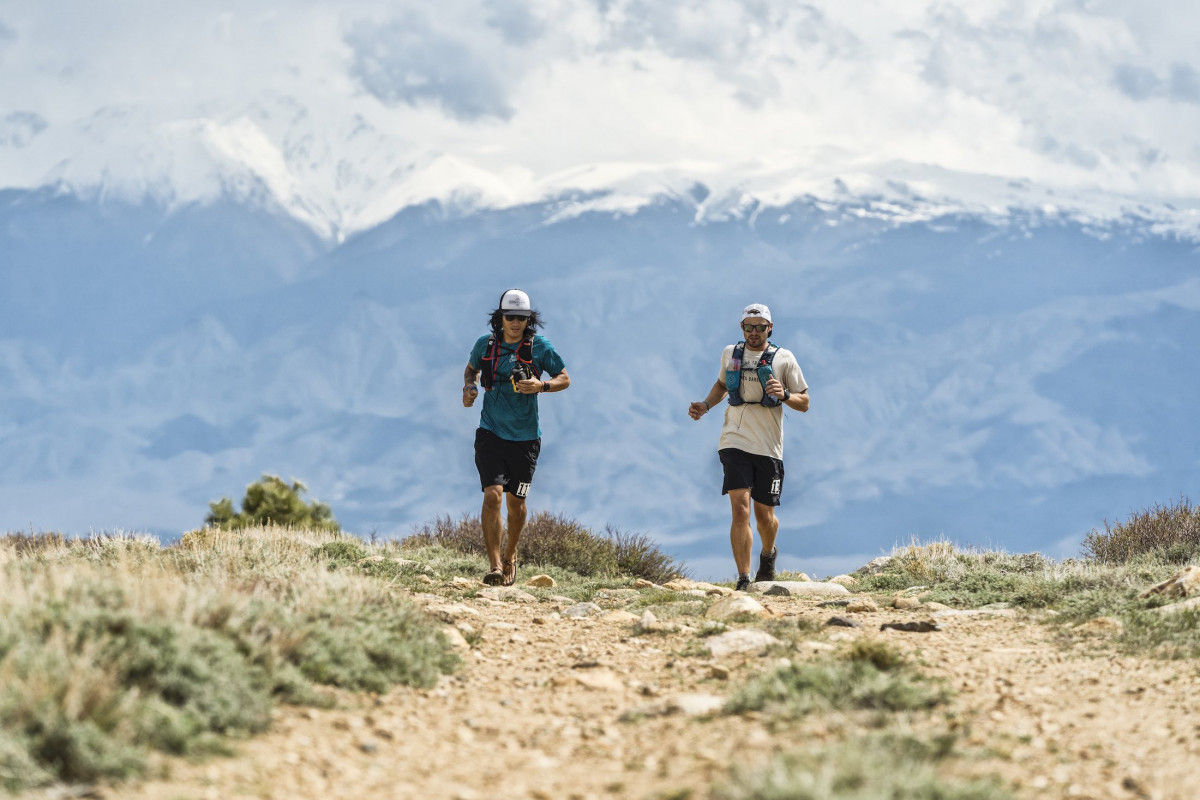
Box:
[94,575,1200,800]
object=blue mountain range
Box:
[2,187,1196,577]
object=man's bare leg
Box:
[753,501,779,557]
[728,489,753,576]
[503,493,527,565]
[481,485,504,572]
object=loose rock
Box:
[704,629,781,657]
[633,578,659,589]
[856,556,894,575]
[562,602,604,619]
[825,616,859,628]
[892,596,922,610]
[599,609,641,624]
[829,574,856,586]
[525,574,556,588]
[706,594,768,620]
[845,598,879,613]
[880,620,940,633]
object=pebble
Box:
[709,664,731,680]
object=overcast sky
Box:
[2,1,1198,225]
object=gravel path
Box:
[112,585,1200,800]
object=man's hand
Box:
[515,378,544,394]
[463,385,479,407]
[764,377,786,401]
[688,401,709,420]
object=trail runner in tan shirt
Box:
[688,303,809,591]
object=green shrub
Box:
[401,513,683,583]
[205,474,339,532]
[713,734,1010,800]
[1083,497,1200,564]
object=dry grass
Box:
[0,528,457,792]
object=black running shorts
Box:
[475,427,541,497]
[719,447,784,506]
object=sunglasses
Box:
[742,323,770,333]
[503,314,529,322]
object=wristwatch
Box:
[782,389,792,402]
[542,381,551,393]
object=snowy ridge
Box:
[8,106,1200,242]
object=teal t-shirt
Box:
[469,333,566,441]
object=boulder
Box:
[1140,566,1200,599]
[892,596,922,610]
[748,581,851,597]
[704,629,781,657]
[829,574,856,586]
[705,594,769,620]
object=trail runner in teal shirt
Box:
[463,289,570,586]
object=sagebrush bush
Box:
[1083,497,1200,564]
[401,512,683,583]
[0,529,456,792]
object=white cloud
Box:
[1,1,1198,235]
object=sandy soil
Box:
[96,583,1200,800]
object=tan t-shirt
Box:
[717,344,807,460]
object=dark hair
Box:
[489,308,542,336]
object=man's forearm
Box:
[786,390,809,412]
[464,365,479,386]
[704,381,727,409]
[541,371,570,393]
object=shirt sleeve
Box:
[534,336,566,376]
[468,335,488,370]
[783,351,808,393]
[718,345,733,382]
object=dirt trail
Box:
[113,586,1200,800]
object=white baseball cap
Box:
[499,288,532,316]
[741,303,772,324]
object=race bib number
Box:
[515,482,531,498]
